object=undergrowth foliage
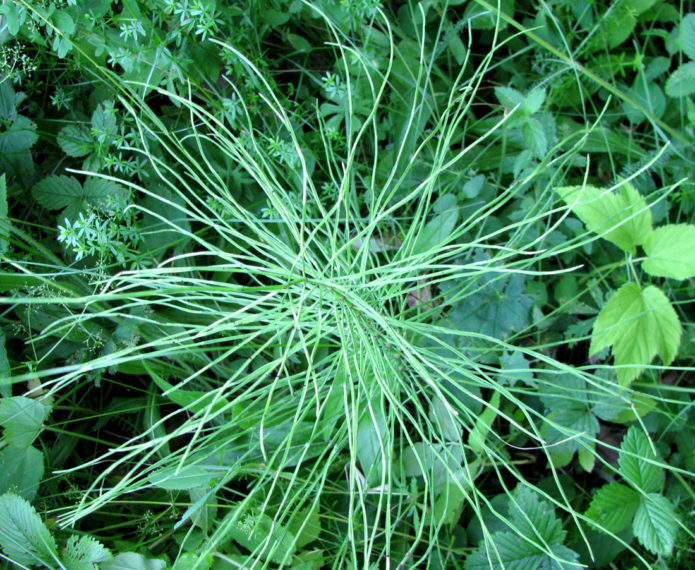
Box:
[1,0,695,569]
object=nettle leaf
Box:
[494,86,524,109]
[0,493,59,567]
[665,62,695,98]
[585,483,640,532]
[62,535,112,570]
[642,224,695,280]
[590,283,681,385]
[618,426,664,494]
[556,183,652,254]
[633,494,678,556]
[0,396,51,448]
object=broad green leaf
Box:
[494,86,524,109]
[465,534,579,569]
[618,426,664,493]
[429,396,460,441]
[622,81,666,124]
[590,283,681,385]
[509,486,566,546]
[287,506,322,549]
[356,401,388,485]
[32,175,123,222]
[677,13,695,59]
[556,183,652,254]
[633,494,677,556]
[468,390,501,454]
[522,117,547,158]
[541,408,599,465]
[0,446,44,500]
[449,271,533,339]
[62,535,112,570]
[187,488,217,533]
[523,87,546,115]
[585,483,640,532]
[0,493,59,567]
[57,125,93,157]
[412,206,458,255]
[171,553,213,570]
[100,552,167,570]
[642,224,695,279]
[148,363,230,416]
[149,465,216,490]
[500,350,535,386]
[219,508,296,564]
[0,396,51,448]
[402,442,464,490]
[665,62,695,98]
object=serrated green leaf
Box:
[32,176,123,222]
[0,396,51,448]
[522,117,548,158]
[100,552,167,570]
[585,483,640,532]
[57,125,93,157]
[149,465,216,490]
[556,183,652,254]
[676,14,695,60]
[523,87,546,115]
[618,426,664,493]
[633,494,678,556]
[494,86,524,108]
[0,446,44,500]
[590,283,681,385]
[62,534,112,570]
[541,408,599,462]
[642,224,695,279]
[509,486,566,546]
[465,532,579,569]
[665,62,695,98]
[0,493,59,567]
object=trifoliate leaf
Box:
[665,62,695,98]
[0,446,44,500]
[0,396,51,448]
[62,534,112,570]
[618,426,664,494]
[556,183,652,254]
[633,494,678,556]
[585,483,640,532]
[100,552,167,570]
[32,176,126,223]
[590,283,681,385]
[0,493,59,567]
[642,224,695,280]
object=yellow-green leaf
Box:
[556,183,652,254]
[590,283,681,384]
[642,224,695,280]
